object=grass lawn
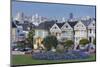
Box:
[11,54,96,66]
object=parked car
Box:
[14,48,20,51]
[24,47,33,54]
[13,47,24,51]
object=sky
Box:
[12,1,96,20]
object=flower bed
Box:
[32,50,90,60]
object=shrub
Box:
[79,39,89,46]
[65,40,74,49]
[93,38,96,45]
[32,50,89,60]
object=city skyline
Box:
[12,1,96,20]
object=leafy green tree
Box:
[93,38,96,45]
[65,40,74,49]
[43,35,58,51]
[27,29,35,48]
[79,39,89,46]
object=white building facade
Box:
[50,23,62,40]
[74,21,88,45]
[12,13,96,49]
[61,22,73,41]
[88,20,96,43]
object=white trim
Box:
[74,21,86,30]
[61,22,73,31]
[50,23,62,33]
[88,20,95,29]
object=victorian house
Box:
[87,19,96,43]
[33,20,56,49]
[12,12,96,49]
[74,20,88,45]
[60,22,73,41]
[50,23,64,41]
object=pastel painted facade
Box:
[12,13,96,49]
[33,21,55,49]
[88,20,96,43]
[61,22,73,41]
[32,19,96,49]
[12,28,17,42]
[11,22,17,45]
[50,23,62,40]
[74,21,88,45]
[34,30,48,38]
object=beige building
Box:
[11,22,17,46]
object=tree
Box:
[93,38,96,45]
[43,35,58,51]
[27,29,35,48]
[79,39,89,46]
[65,40,74,49]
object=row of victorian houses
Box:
[12,13,96,49]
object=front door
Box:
[89,37,92,43]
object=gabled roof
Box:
[81,18,95,26]
[12,21,17,28]
[81,20,91,26]
[56,23,65,28]
[12,18,96,31]
[35,20,56,30]
[22,24,29,31]
[67,21,78,28]
[31,23,36,29]
[22,21,35,31]
[14,20,22,26]
[14,20,35,31]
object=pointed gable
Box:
[12,21,17,28]
[88,19,95,29]
[50,23,62,33]
[36,20,56,30]
[68,21,78,28]
[61,22,73,31]
[74,21,86,30]
[56,23,65,28]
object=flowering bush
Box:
[32,50,89,60]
